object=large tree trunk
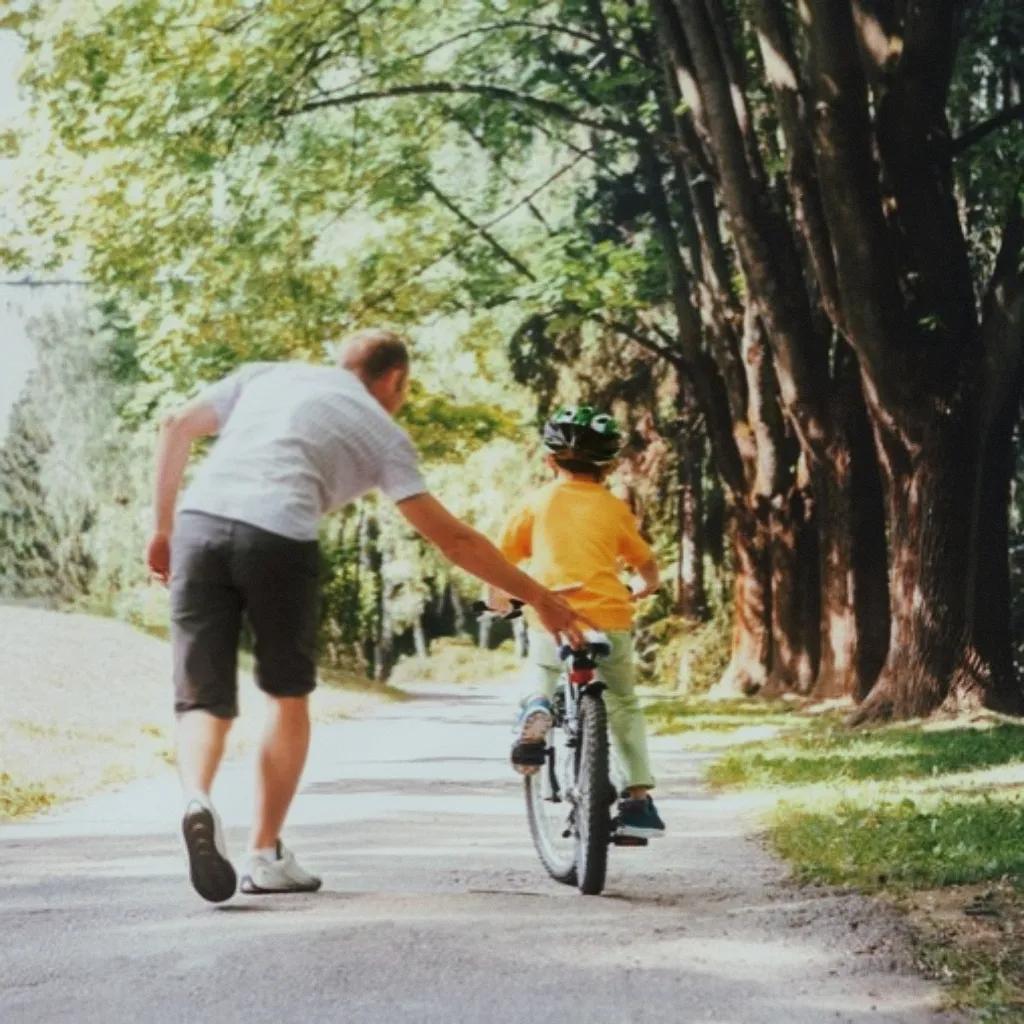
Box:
[713,503,770,697]
[812,355,890,701]
[766,483,818,694]
[963,384,1024,713]
[854,397,985,721]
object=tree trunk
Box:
[675,395,706,619]
[413,616,428,659]
[712,503,770,697]
[963,385,1023,713]
[810,354,889,702]
[767,483,819,694]
[854,402,984,722]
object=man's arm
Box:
[397,494,593,642]
[146,399,220,582]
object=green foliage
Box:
[0,306,151,611]
[0,389,67,600]
[638,601,732,692]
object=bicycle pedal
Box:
[611,834,649,847]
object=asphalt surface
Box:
[0,678,962,1023]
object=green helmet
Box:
[542,405,623,465]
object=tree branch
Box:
[419,177,535,281]
[285,82,640,138]
[952,100,1024,155]
[593,314,684,368]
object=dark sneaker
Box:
[182,798,237,903]
[510,697,552,776]
[616,796,666,839]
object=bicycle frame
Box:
[545,646,607,805]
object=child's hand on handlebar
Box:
[485,586,515,615]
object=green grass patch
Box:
[645,696,796,727]
[653,696,1024,1016]
[0,772,57,818]
[774,795,1024,891]
[709,721,1024,789]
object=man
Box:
[147,329,591,903]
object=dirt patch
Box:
[0,603,393,819]
[902,881,1024,1015]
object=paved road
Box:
[0,679,960,1023]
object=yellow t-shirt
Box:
[497,478,654,631]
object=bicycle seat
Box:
[559,630,612,662]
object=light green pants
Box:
[523,630,655,790]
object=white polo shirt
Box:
[180,362,427,540]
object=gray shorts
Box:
[170,511,320,718]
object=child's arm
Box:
[487,499,534,611]
[630,558,661,601]
[617,501,659,600]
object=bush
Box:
[638,604,731,693]
[389,635,522,686]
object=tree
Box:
[8,0,1024,716]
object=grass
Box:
[708,720,1024,788]
[650,696,1024,1018]
[774,795,1024,890]
[0,772,56,818]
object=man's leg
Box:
[235,522,322,893]
[250,695,310,850]
[176,709,233,798]
[170,513,243,902]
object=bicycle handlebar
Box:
[471,599,525,621]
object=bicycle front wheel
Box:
[574,691,611,895]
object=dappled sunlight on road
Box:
[0,677,962,1023]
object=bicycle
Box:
[474,601,647,896]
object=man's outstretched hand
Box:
[532,586,596,647]
[146,532,171,585]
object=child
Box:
[490,406,665,838]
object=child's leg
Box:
[600,632,655,795]
[521,630,563,706]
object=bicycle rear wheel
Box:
[574,691,611,895]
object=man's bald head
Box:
[337,328,411,415]
[337,328,410,381]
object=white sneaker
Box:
[239,841,322,894]
[182,797,236,903]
